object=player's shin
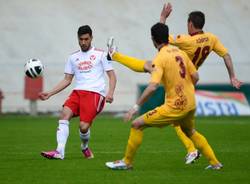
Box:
[123,128,143,165]
[56,120,69,157]
[112,52,146,72]
[190,131,220,165]
[174,125,196,153]
[79,128,90,150]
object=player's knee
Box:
[181,127,195,137]
[60,112,70,120]
[131,119,144,129]
[144,61,153,73]
[79,122,90,133]
[60,110,72,120]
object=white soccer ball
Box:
[24,59,44,78]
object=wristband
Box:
[132,104,140,111]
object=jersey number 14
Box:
[192,46,210,68]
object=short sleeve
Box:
[64,57,74,74]
[150,56,164,84]
[102,52,114,71]
[213,36,228,57]
[169,34,190,49]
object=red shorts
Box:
[63,90,105,124]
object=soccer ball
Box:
[24,59,44,78]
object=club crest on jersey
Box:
[78,60,93,72]
[90,55,96,61]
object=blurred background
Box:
[0,0,249,113]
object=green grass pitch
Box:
[0,115,250,184]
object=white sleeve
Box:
[101,52,113,71]
[64,57,74,74]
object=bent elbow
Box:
[191,73,199,85]
[149,83,159,92]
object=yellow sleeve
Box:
[150,56,163,84]
[169,34,175,44]
[212,36,228,57]
[169,34,190,49]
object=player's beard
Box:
[80,44,91,52]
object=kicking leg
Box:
[107,37,150,72]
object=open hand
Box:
[231,77,243,89]
[160,3,173,23]
[123,108,138,122]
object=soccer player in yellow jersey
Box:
[106,23,222,170]
[160,3,242,87]
[106,3,242,164]
[108,3,242,89]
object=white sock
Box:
[56,120,69,158]
[79,129,90,150]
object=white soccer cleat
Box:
[106,37,117,60]
[205,163,223,170]
[185,150,201,164]
[105,160,132,170]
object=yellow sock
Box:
[112,52,146,72]
[190,131,220,165]
[174,125,196,153]
[123,128,143,165]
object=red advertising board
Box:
[24,76,43,100]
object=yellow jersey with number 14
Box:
[169,32,228,69]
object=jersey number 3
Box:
[175,56,186,78]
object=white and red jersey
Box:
[64,47,113,96]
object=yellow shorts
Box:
[142,105,195,129]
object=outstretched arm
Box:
[160,2,172,24]
[124,82,159,122]
[223,53,243,89]
[39,73,73,100]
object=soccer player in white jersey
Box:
[39,25,117,160]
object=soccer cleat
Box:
[185,150,201,164]
[205,163,223,170]
[105,160,132,170]
[106,37,117,61]
[41,150,64,160]
[82,147,94,159]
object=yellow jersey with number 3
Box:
[169,32,228,69]
[150,45,197,112]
